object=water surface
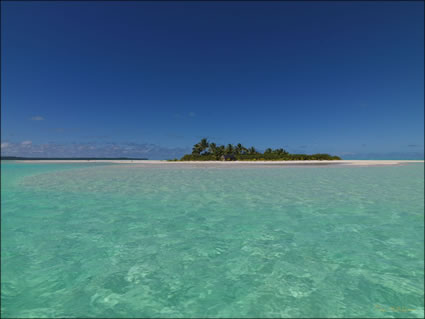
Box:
[1,162,424,318]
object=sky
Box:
[1,1,424,159]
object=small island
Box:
[176,138,341,161]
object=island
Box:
[175,138,341,161]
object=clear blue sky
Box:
[1,1,424,159]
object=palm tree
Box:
[199,138,209,153]
[273,148,288,156]
[192,143,202,155]
[248,146,257,155]
[183,139,339,161]
[273,148,281,155]
[225,144,234,155]
[208,142,218,155]
[218,145,225,156]
[192,138,209,155]
[235,143,245,155]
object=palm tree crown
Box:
[183,139,340,161]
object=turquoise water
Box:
[1,162,424,318]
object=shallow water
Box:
[1,162,424,318]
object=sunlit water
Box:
[1,162,424,318]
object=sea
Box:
[1,161,424,318]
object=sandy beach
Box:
[8,160,424,166]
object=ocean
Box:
[1,162,424,318]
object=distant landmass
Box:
[1,156,148,160]
[174,138,341,161]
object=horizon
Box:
[1,1,424,160]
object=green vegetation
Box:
[179,138,341,161]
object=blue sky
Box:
[1,1,424,159]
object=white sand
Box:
[8,160,424,166]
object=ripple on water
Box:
[2,163,424,317]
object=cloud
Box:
[30,116,44,121]
[407,144,420,147]
[0,141,191,160]
[188,112,196,117]
[1,142,9,149]
[21,140,32,146]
